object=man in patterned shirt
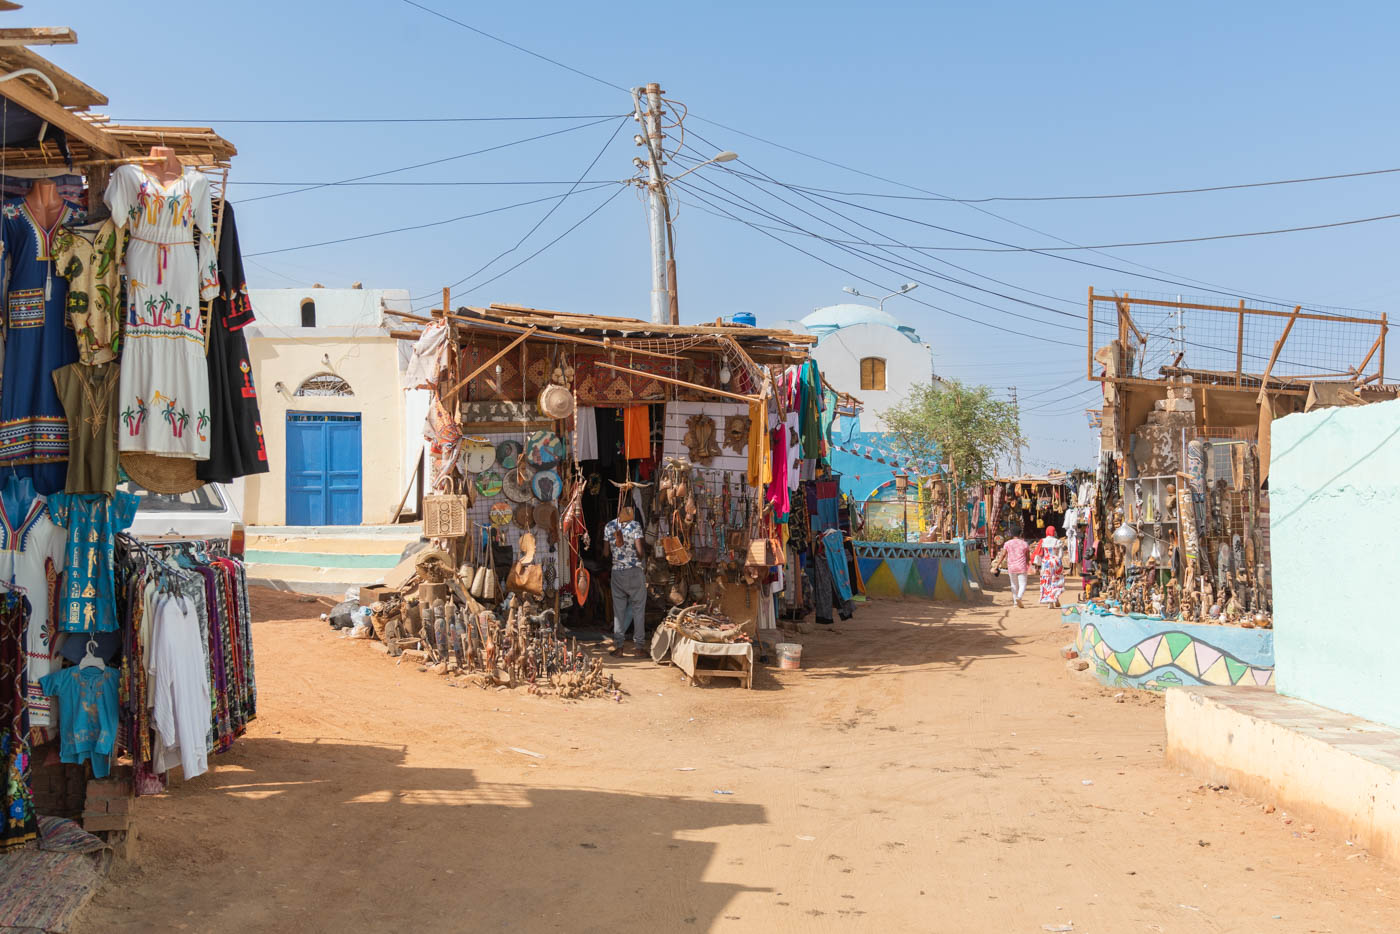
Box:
[605,504,648,655]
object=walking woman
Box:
[1035,525,1066,608]
[992,525,1031,609]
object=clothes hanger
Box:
[79,637,105,670]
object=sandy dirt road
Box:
[73,582,1398,933]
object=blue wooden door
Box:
[286,413,362,525]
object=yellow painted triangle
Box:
[1152,637,1176,669]
[864,561,902,598]
[1201,656,1231,685]
[1126,649,1153,676]
[1175,645,1200,676]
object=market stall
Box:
[378,301,857,684]
[0,36,266,856]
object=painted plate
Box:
[462,437,496,473]
[474,470,503,498]
[489,502,513,528]
[531,468,562,502]
[496,439,524,470]
[525,429,564,466]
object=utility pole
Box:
[636,83,670,324]
[1008,386,1023,475]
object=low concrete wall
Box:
[1166,686,1400,864]
[853,539,983,601]
[1073,611,1274,691]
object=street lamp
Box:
[843,282,919,312]
[669,150,738,184]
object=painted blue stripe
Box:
[244,550,399,569]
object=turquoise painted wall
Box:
[1271,398,1400,729]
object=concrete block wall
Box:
[1270,398,1400,729]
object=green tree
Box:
[882,379,1024,490]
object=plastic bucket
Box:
[776,642,803,670]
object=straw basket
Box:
[424,492,469,538]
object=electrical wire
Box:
[234,117,618,205]
[672,180,1082,348]
[111,114,627,124]
[410,115,630,303]
[243,185,614,257]
[229,179,622,187]
[685,112,1380,313]
[729,165,1400,204]
[398,0,629,94]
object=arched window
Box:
[860,357,887,391]
[300,298,316,327]
[293,373,353,397]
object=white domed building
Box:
[785,303,935,507]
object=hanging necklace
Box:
[78,364,118,438]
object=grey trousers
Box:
[611,566,648,646]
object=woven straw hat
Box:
[121,452,200,495]
[537,384,575,420]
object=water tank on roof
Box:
[733,311,756,327]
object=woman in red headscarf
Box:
[1035,525,1065,608]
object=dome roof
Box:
[770,318,810,334]
[800,303,922,342]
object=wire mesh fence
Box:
[1088,290,1387,385]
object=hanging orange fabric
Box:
[623,405,650,460]
[746,401,771,488]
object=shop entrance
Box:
[286,412,362,525]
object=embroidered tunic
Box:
[49,490,138,633]
[0,480,66,728]
[105,167,218,459]
[0,199,83,472]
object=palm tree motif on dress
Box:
[123,397,148,436]
[156,292,174,326]
[176,408,190,438]
[141,294,158,327]
[196,409,210,442]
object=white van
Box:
[123,477,246,557]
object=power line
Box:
[234,117,618,205]
[229,179,623,187]
[685,112,1379,313]
[398,0,629,94]
[741,165,1400,204]
[412,116,631,303]
[1022,388,1103,413]
[243,185,614,257]
[673,180,1082,349]
[111,114,627,125]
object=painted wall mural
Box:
[1069,609,1276,691]
[854,540,984,601]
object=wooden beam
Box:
[1256,306,1302,403]
[594,361,760,404]
[440,327,537,404]
[0,75,125,156]
[1235,300,1245,387]
[1086,286,1096,383]
[1351,332,1383,381]
[446,313,684,361]
[0,27,77,46]
[1091,292,1383,327]
[0,45,106,107]
[1381,313,1388,384]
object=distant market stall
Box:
[372,302,861,688]
[1068,290,1400,689]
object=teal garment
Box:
[39,665,119,778]
[820,386,838,447]
[49,491,138,632]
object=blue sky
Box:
[50,1,1400,471]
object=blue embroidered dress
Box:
[49,491,138,633]
[38,664,120,779]
[0,199,83,493]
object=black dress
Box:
[198,203,268,484]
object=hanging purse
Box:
[507,533,545,597]
[481,531,501,602]
[424,476,470,538]
[661,508,691,565]
[460,521,479,585]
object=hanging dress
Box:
[0,477,66,728]
[0,198,83,493]
[198,203,268,482]
[104,166,218,460]
[0,592,36,849]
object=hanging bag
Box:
[424,475,471,539]
[507,533,545,597]
[481,531,500,602]
[746,505,781,568]
[661,508,691,566]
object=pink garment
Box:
[1001,538,1030,574]
[766,425,789,518]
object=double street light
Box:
[843,282,919,312]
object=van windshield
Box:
[119,480,226,513]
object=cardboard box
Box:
[360,585,394,606]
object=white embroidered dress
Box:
[105,166,218,459]
[0,493,67,727]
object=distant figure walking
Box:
[1034,525,1065,608]
[993,526,1031,608]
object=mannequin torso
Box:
[24,178,63,230]
[146,145,183,186]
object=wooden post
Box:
[1381,313,1388,384]
[442,287,449,316]
[1256,306,1301,403]
[440,328,538,404]
[1087,286,1096,381]
[1235,300,1245,387]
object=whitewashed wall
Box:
[809,322,933,432]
